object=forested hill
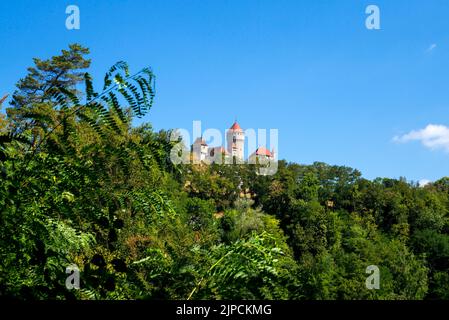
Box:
[1,45,448,300]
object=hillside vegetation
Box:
[1,45,448,300]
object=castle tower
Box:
[249,146,274,163]
[192,137,208,162]
[227,121,244,161]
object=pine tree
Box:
[7,43,90,132]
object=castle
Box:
[191,121,275,164]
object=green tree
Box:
[7,44,90,134]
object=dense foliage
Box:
[1,45,448,300]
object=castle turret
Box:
[249,146,274,163]
[227,121,244,161]
[192,137,208,161]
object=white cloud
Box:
[426,43,437,53]
[393,124,449,153]
[418,179,431,187]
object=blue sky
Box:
[1,0,449,182]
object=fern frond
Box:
[84,73,97,101]
[103,61,129,90]
[46,87,69,111]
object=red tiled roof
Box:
[229,121,242,131]
[255,147,272,157]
